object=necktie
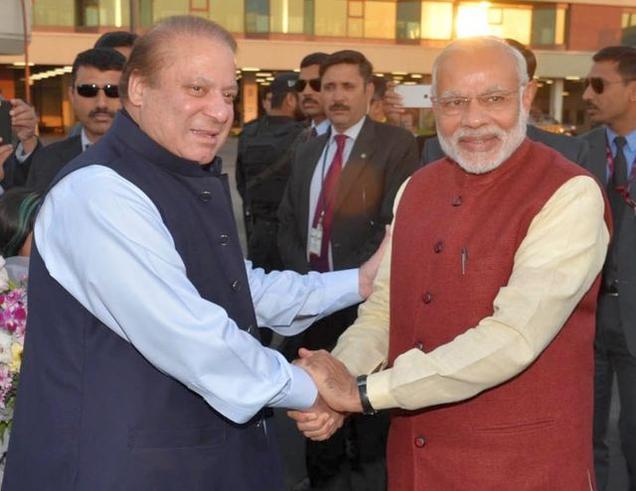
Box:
[309,134,347,272]
[310,127,318,139]
[609,136,628,235]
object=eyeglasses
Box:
[295,78,321,92]
[75,84,119,98]
[583,77,634,95]
[432,89,520,116]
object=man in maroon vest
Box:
[290,36,610,490]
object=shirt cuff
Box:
[318,268,364,307]
[13,142,31,164]
[366,369,399,411]
[271,364,318,411]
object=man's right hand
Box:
[10,98,38,155]
[287,394,345,441]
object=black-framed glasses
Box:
[295,78,321,92]
[583,77,633,95]
[75,84,119,98]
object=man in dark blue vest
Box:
[2,16,382,491]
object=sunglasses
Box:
[583,77,633,95]
[75,84,119,98]
[295,78,321,92]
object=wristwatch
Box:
[356,375,377,415]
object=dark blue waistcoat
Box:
[2,113,284,491]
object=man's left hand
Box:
[295,348,363,413]
[287,394,345,441]
[10,99,38,154]
[358,226,391,298]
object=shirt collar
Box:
[80,128,93,152]
[329,115,366,144]
[605,126,636,156]
[311,119,330,136]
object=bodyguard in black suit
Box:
[26,135,82,191]
[580,46,636,491]
[421,123,589,166]
[278,50,419,491]
[26,48,125,191]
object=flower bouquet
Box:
[0,256,28,478]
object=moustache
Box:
[89,109,115,119]
[585,102,599,111]
[329,103,350,112]
[301,96,319,105]
[454,127,505,142]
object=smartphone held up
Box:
[0,98,12,146]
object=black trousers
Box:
[594,293,636,491]
[306,413,389,491]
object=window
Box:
[33,0,75,27]
[271,0,304,34]
[421,2,452,40]
[622,9,636,46]
[304,0,314,34]
[364,1,395,39]
[456,2,531,45]
[209,1,244,33]
[152,0,188,23]
[315,0,347,36]
[76,0,100,27]
[531,5,566,46]
[100,0,130,27]
[396,1,421,40]
[348,0,364,38]
[246,0,270,34]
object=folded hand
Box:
[287,394,344,441]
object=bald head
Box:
[432,37,528,97]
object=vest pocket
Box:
[128,423,226,449]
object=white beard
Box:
[438,108,529,175]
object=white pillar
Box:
[549,78,564,123]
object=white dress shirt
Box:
[306,115,367,268]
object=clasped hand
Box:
[288,348,362,441]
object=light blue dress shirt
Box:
[605,127,636,181]
[34,165,363,424]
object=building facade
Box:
[1,0,635,134]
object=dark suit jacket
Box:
[421,124,590,167]
[581,126,636,355]
[1,139,41,191]
[26,135,82,192]
[278,117,420,274]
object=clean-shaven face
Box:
[133,36,237,164]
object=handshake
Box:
[288,348,365,441]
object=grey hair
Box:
[431,36,529,96]
[120,15,237,104]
